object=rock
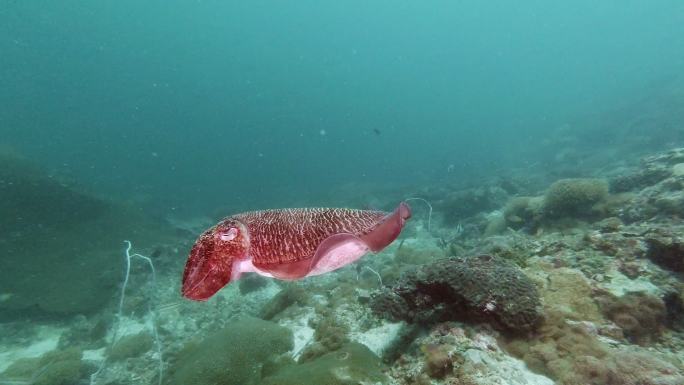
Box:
[419,326,555,385]
[663,291,684,331]
[608,350,684,385]
[438,186,509,225]
[107,331,154,361]
[673,163,684,177]
[645,233,684,273]
[610,164,672,192]
[596,217,623,233]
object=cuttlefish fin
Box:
[361,201,411,252]
[306,202,411,276]
[255,202,411,280]
[306,233,370,276]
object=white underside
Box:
[231,258,273,281]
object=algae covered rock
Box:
[167,316,293,385]
[259,284,308,320]
[298,317,350,362]
[370,255,542,333]
[262,342,388,385]
[599,291,666,345]
[542,268,603,322]
[503,196,544,231]
[0,347,84,385]
[0,151,109,234]
[0,153,174,318]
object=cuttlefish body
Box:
[182,202,411,301]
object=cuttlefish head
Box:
[181,218,249,301]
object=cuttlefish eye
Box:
[219,227,238,242]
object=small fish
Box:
[373,128,381,135]
[182,202,411,301]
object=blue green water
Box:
[3,1,683,215]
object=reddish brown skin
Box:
[182,204,411,301]
[181,219,249,301]
[236,208,387,267]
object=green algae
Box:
[262,343,388,385]
[108,331,154,361]
[1,347,84,385]
[167,316,293,385]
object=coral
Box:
[542,178,609,220]
[262,342,388,385]
[598,291,666,345]
[370,255,542,333]
[167,316,293,385]
[1,347,84,385]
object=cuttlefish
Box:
[182,202,411,301]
